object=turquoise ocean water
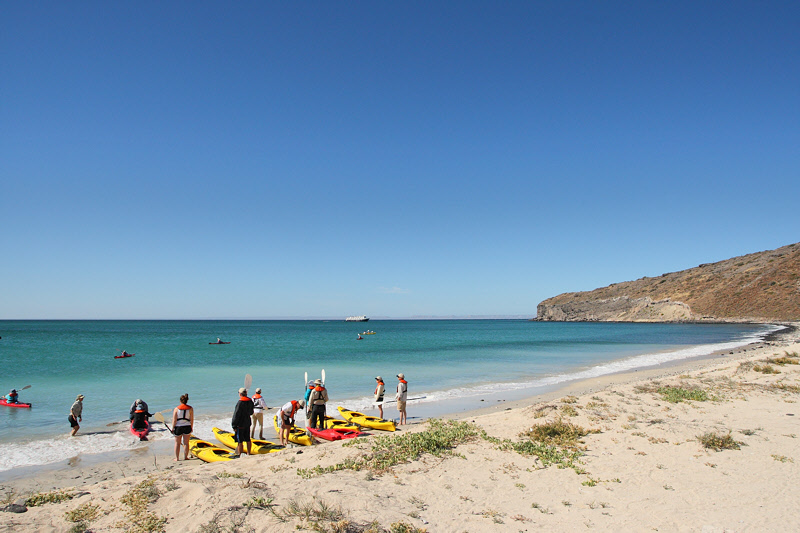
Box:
[0,320,778,472]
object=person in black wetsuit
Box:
[129,399,152,430]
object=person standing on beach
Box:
[308,379,329,430]
[251,387,268,439]
[303,380,315,425]
[69,394,84,436]
[230,387,254,457]
[171,393,193,461]
[374,376,385,419]
[396,374,408,425]
[279,399,305,446]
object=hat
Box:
[255,387,261,393]
[135,398,142,403]
[76,394,85,400]
[375,376,382,381]
[314,379,322,385]
[298,399,306,407]
[397,373,405,379]
[10,389,17,393]
[238,387,247,395]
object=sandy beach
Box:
[2,324,799,532]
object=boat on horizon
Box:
[345,315,369,322]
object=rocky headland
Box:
[537,242,800,322]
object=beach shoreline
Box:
[1,324,791,487]
[2,322,798,532]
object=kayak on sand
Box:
[308,427,367,441]
[212,427,283,454]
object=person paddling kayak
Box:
[129,399,153,430]
[3,389,19,404]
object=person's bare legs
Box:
[174,436,181,461]
[182,434,190,460]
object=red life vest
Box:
[374,381,384,394]
[239,395,250,402]
[252,393,262,400]
[399,379,407,385]
[288,400,301,417]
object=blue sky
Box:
[2,2,798,319]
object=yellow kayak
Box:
[189,435,233,462]
[273,414,313,446]
[338,407,396,431]
[212,427,284,454]
[323,416,361,431]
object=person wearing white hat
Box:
[230,387,254,457]
[251,387,268,439]
[69,394,84,436]
[396,374,408,425]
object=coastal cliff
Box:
[537,242,800,322]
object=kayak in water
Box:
[114,353,135,359]
[0,398,32,409]
[130,420,151,441]
[209,341,231,344]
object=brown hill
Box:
[537,242,800,322]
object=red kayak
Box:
[114,353,135,359]
[209,341,231,344]
[308,427,367,441]
[130,420,150,441]
[0,398,32,409]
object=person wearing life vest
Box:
[303,380,315,425]
[171,393,194,461]
[251,387,268,439]
[308,379,329,430]
[396,373,408,425]
[373,377,385,418]
[230,387,254,458]
[279,399,305,446]
[5,389,19,404]
[129,398,153,430]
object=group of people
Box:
[41,372,410,461]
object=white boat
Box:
[345,315,369,322]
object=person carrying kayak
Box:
[230,387,254,458]
[129,399,153,430]
[279,399,305,446]
[373,377,385,419]
[4,389,19,404]
[69,394,84,436]
[171,393,193,461]
[308,379,329,430]
[251,387,268,440]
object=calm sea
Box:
[0,320,777,472]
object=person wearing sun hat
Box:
[396,373,408,425]
[251,387,268,440]
[230,387,254,457]
[373,376,385,418]
[69,394,84,436]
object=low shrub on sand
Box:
[658,386,710,403]
[698,431,742,451]
[753,364,780,374]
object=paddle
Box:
[244,373,252,391]
[385,396,427,404]
[321,369,325,385]
[154,411,173,434]
[2,385,31,401]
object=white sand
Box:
[2,325,799,532]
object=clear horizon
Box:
[2,2,798,319]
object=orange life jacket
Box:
[374,381,384,394]
[399,379,407,384]
[252,393,262,399]
[239,395,250,402]
[177,403,191,410]
[288,400,301,417]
